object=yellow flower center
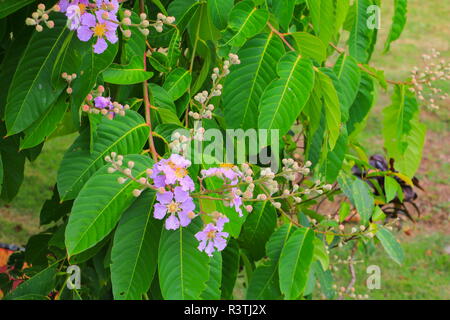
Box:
[78,4,86,14]
[93,23,107,37]
[220,163,235,169]
[167,201,179,213]
[175,167,188,178]
[207,230,216,239]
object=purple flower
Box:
[201,166,242,185]
[151,154,195,191]
[95,0,119,14]
[195,217,230,256]
[227,187,243,217]
[94,96,112,109]
[58,0,89,13]
[77,10,118,54]
[153,187,196,230]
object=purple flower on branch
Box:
[77,10,118,54]
[154,187,196,230]
[195,217,230,256]
[151,154,195,191]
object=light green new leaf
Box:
[384,176,400,203]
[158,217,210,300]
[279,227,315,300]
[334,0,351,33]
[65,155,154,256]
[57,111,149,201]
[351,178,374,225]
[291,32,327,63]
[163,68,192,101]
[223,33,285,130]
[5,14,69,135]
[306,0,335,45]
[258,52,314,136]
[111,190,163,300]
[384,0,408,52]
[376,226,404,265]
[102,56,154,85]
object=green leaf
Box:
[221,238,240,299]
[321,127,348,182]
[221,0,269,47]
[384,176,399,203]
[348,0,374,63]
[384,0,408,52]
[167,29,181,68]
[376,226,404,265]
[102,56,154,85]
[279,227,315,299]
[347,72,376,136]
[200,252,223,300]
[351,178,374,225]
[291,32,327,63]
[313,238,329,270]
[65,155,153,256]
[334,0,351,33]
[57,111,149,201]
[111,190,162,300]
[258,52,314,136]
[207,0,234,30]
[306,0,335,45]
[158,217,210,300]
[246,223,293,300]
[271,0,295,30]
[0,0,35,19]
[223,33,285,130]
[163,68,192,101]
[5,263,58,300]
[239,201,277,261]
[5,14,69,135]
[20,93,69,149]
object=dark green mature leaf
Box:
[347,72,375,136]
[246,223,294,300]
[57,111,149,201]
[221,238,240,299]
[111,190,162,300]
[279,227,315,299]
[158,217,210,300]
[5,14,69,135]
[239,201,277,261]
[200,252,222,300]
[376,226,404,265]
[320,128,348,183]
[65,155,153,256]
[221,0,269,47]
[102,56,154,85]
[21,93,69,149]
[163,68,192,101]
[223,33,285,130]
[207,0,234,30]
[271,0,295,30]
[384,0,407,52]
[0,0,35,19]
[348,0,374,63]
[258,52,314,136]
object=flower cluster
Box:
[189,54,241,120]
[25,3,59,31]
[61,72,77,94]
[195,215,229,256]
[410,49,450,109]
[82,85,130,119]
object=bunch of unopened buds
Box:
[81,85,130,119]
[61,72,77,94]
[189,54,241,120]
[26,1,175,54]
[410,49,450,109]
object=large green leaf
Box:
[111,190,162,300]
[102,56,154,85]
[162,68,192,101]
[376,226,404,265]
[221,0,269,47]
[207,0,234,30]
[200,252,222,300]
[239,201,277,261]
[5,14,69,135]
[20,93,69,149]
[258,52,314,136]
[279,227,315,299]
[347,72,375,136]
[291,32,327,63]
[220,238,240,299]
[384,0,408,52]
[246,223,293,300]
[306,0,335,45]
[57,110,149,201]
[65,155,153,256]
[0,0,35,19]
[271,0,295,30]
[223,33,285,130]
[351,178,374,225]
[348,0,374,63]
[158,217,210,300]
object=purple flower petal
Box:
[93,37,108,54]
[153,203,167,220]
[165,215,180,230]
[156,191,173,204]
[174,186,188,203]
[81,12,96,28]
[77,26,93,41]
[178,211,191,227]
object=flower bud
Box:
[38,3,46,11]
[25,18,37,26]
[35,24,44,32]
[132,189,142,197]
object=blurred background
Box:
[0,0,448,299]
